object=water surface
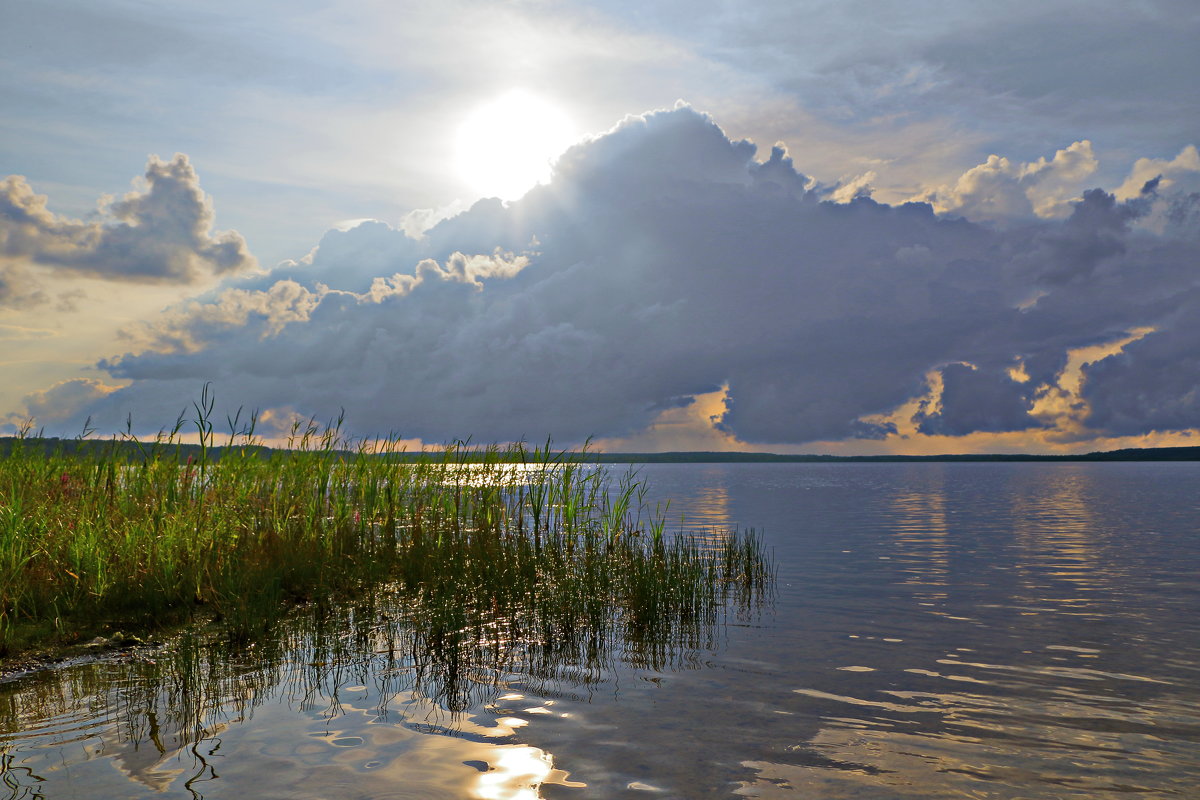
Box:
[4,462,1199,798]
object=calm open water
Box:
[3,462,1199,798]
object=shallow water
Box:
[4,462,1200,798]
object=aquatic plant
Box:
[0,394,772,660]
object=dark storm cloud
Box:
[42,107,1200,443]
[17,379,117,427]
[922,8,1200,141]
[0,154,256,284]
[915,363,1044,436]
[1082,323,1200,437]
[582,1,1199,165]
[1163,191,1200,239]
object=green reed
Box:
[0,398,772,659]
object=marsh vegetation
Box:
[0,395,772,663]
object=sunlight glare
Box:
[455,90,576,201]
[474,745,553,800]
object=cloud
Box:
[117,279,325,355]
[0,154,256,284]
[1115,145,1200,200]
[914,362,1045,436]
[0,263,49,309]
[918,140,1098,221]
[13,379,121,429]
[19,106,1200,447]
[1081,327,1200,436]
[116,250,530,357]
[1111,145,1200,239]
[0,322,56,341]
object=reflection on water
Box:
[0,567,760,799]
[688,468,733,531]
[5,462,1200,799]
[629,465,737,532]
[1010,470,1104,600]
[712,462,1200,800]
[889,478,951,603]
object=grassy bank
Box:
[0,405,772,661]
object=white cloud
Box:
[1111,145,1200,239]
[118,249,530,357]
[918,141,1098,221]
[0,154,256,284]
[1115,145,1200,200]
[121,279,325,355]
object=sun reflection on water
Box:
[689,468,734,529]
[888,475,951,603]
[474,744,585,800]
[0,627,594,800]
[1009,468,1109,606]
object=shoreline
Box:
[6,437,1200,463]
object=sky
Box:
[2,0,1199,454]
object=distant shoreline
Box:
[4,437,1200,463]
[577,447,1200,463]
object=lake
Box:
[3,461,1199,798]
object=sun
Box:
[455,90,577,201]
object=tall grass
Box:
[0,399,771,659]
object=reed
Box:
[0,396,772,660]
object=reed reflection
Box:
[0,553,768,799]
